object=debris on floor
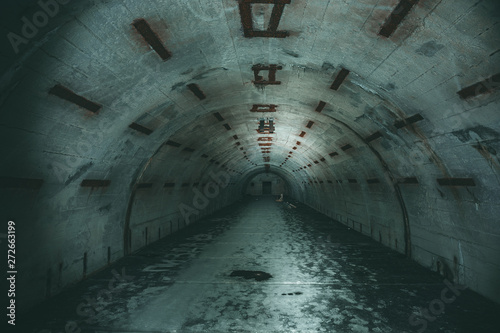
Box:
[282,292,303,296]
[229,270,273,281]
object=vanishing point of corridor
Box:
[22,197,500,333]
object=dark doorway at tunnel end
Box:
[262,181,272,194]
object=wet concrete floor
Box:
[21,196,500,332]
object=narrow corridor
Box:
[23,197,500,333]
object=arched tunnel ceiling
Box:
[2,0,498,182]
[1,0,500,308]
[1,0,498,187]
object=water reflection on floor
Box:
[22,196,500,333]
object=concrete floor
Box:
[22,197,500,333]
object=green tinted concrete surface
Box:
[19,197,500,333]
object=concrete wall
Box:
[127,150,243,253]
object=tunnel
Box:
[1,0,500,332]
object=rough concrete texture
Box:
[0,0,499,322]
[19,198,500,332]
